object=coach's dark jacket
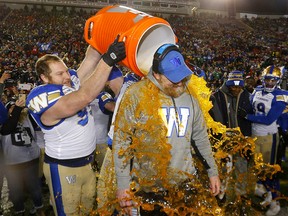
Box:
[209,84,253,136]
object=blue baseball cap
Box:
[158,51,192,83]
[108,66,123,81]
[226,70,244,87]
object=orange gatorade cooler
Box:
[84,5,177,77]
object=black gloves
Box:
[238,107,248,119]
[102,35,126,67]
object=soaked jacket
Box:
[113,73,218,192]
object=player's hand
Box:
[102,35,126,67]
[116,189,134,215]
[209,175,221,196]
[15,98,26,108]
[0,71,11,83]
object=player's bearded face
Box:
[47,62,71,87]
[157,75,187,98]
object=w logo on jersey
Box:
[160,107,190,137]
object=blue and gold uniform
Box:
[26,69,97,216]
[246,65,288,215]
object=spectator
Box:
[0,99,7,216]
[0,71,10,93]
[0,70,10,215]
[244,75,257,94]
[209,70,254,213]
[1,98,44,216]
[0,71,12,104]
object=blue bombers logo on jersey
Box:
[28,90,61,113]
[160,107,190,137]
[27,83,77,114]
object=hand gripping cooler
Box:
[84,5,177,77]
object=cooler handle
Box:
[84,17,98,50]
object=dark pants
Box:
[135,178,216,216]
[135,190,168,216]
[6,159,43,212]
[140,204,167,216]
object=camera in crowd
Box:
[4,77,17,88]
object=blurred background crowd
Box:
[1,4,288,104]
[0,3,288,216]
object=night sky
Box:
[199,0,288,14]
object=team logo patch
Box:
[65,175,76,184]
[276,95,285,102]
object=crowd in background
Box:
[0,4,92,103]
[0,4,288,100]
[0,3,288,216]
[167,14,288,90]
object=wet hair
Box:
[35,54,63,78]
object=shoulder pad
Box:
[68,69,77,76]
[269,89,288,103]
[69,69,81,89]
[276,95,286,102]
[26,84,64,115]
